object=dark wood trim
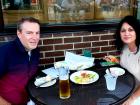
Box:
[0,21,118,35]
[0,1,4,32]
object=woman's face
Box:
[120,22,136,46]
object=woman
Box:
[114,15,140,105]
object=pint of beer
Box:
[59,67,71,99]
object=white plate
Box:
[70,70,99,84]
[34,76,56,87]
[106,67,125,76]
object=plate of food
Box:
[104,55,119,63]
[101,55,119,67]
[70,70,99,84]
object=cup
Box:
[82,49,92,57]
[104,74,118,91]
[58,67,71,99]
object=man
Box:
[0,17,40,105]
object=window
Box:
[137,0,140,19]
[0,0,138,33]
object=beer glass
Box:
[59,67,71,99]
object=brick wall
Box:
[0,30,119,68]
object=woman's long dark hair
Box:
[114,15,140,53]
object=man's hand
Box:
[0,96,11,105]
[122,97,134,105]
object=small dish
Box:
[34,76,56,87]
[70,70,99,84]
[106,67,125,76]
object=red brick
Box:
[40,52,44,58]
[74,43,91,48]
[55,57,65,62]
[39,58,54,64]
[109,40,115,45]
[43,38,62,45]
[55,44,73,50]
[41,34,53,38]
[45,51,64,57]
[83,36,99,42]
[101,46,116,51]
[73,32,91,36]
[46,58,55,64]
[65,49,82,55]
[64,37,81,43]
[91,47,100,53]
[39,59,46,64]
[108,51,120,56]
[101,35,115,40]
[92,41,108,47]
[74,49,82,54]
[38,40,42,45]
[53,33,72,37]
[93,53,107,58]
[92,30,109,35]
[39,45,53,51]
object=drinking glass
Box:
[104,74,118,91]
[58,67,71,99]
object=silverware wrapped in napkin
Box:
[34,75,57,87]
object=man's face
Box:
[17,21,40,51]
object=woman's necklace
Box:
[129,47,137,53]
[127,47,137,57]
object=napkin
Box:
[42,67,59,78]
[54,51,94,70]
